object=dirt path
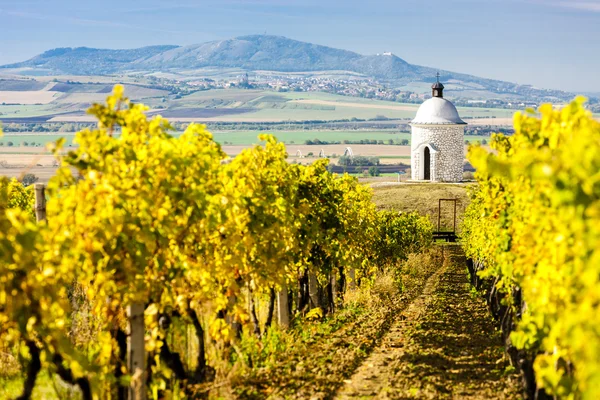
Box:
[334,245,521,399]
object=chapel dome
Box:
[411,97,466,125]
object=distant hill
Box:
[0,35,569,99]
[3,45,179,75]
[131,35,422,80]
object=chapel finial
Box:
[432,73,444,98]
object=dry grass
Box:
[0,152,58,162]
[0,151,61,183]
[370,182,472,232]
[0,91,60,104]
[336,245,521,399]
[227,249,442,399]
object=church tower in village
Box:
[410,74,466,182]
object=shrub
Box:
[338,156,380,167]
[368,166,381,177]
[20,173,39,186]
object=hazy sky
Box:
[0,0,599,92]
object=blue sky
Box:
[0,0,599,92]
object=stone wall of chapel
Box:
[410,125,464,182]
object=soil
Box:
[334,245,521,399]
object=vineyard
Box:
[462,97,600,399]
[0,86,434,399]
[3,86,598,400]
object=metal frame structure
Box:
[438,198,458,233]
[433,198,459,242]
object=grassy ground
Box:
[0,134,77,147]
[0,371,58,399]
[0,104,57,118]
[370,183,472,232]
[212,130,410,145]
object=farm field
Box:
[213,130,411,145]
[0,131,489,147]
[0,104,59,119]
[0,165,59,183]
[0,90,60,104]
[0,134,78,147]
[0,78,520,124]
[144,89,515,123]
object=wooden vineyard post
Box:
[347,268,356,290]
[454,200,457,234]
[127,303,146,400]
[330,273,337,313]
[438,198,442,232]
[226,295,242,336]
[277,282,290,328]
[34,183,46,222]
[308,273,319,309]
[187,324,193,371]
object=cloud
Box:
[556,1,600,12]
[533,0,600,12]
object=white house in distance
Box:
[410,74,466,182]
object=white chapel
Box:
[410,75,466,182]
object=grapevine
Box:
[462,97,600,399]
[0,86,433,398]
